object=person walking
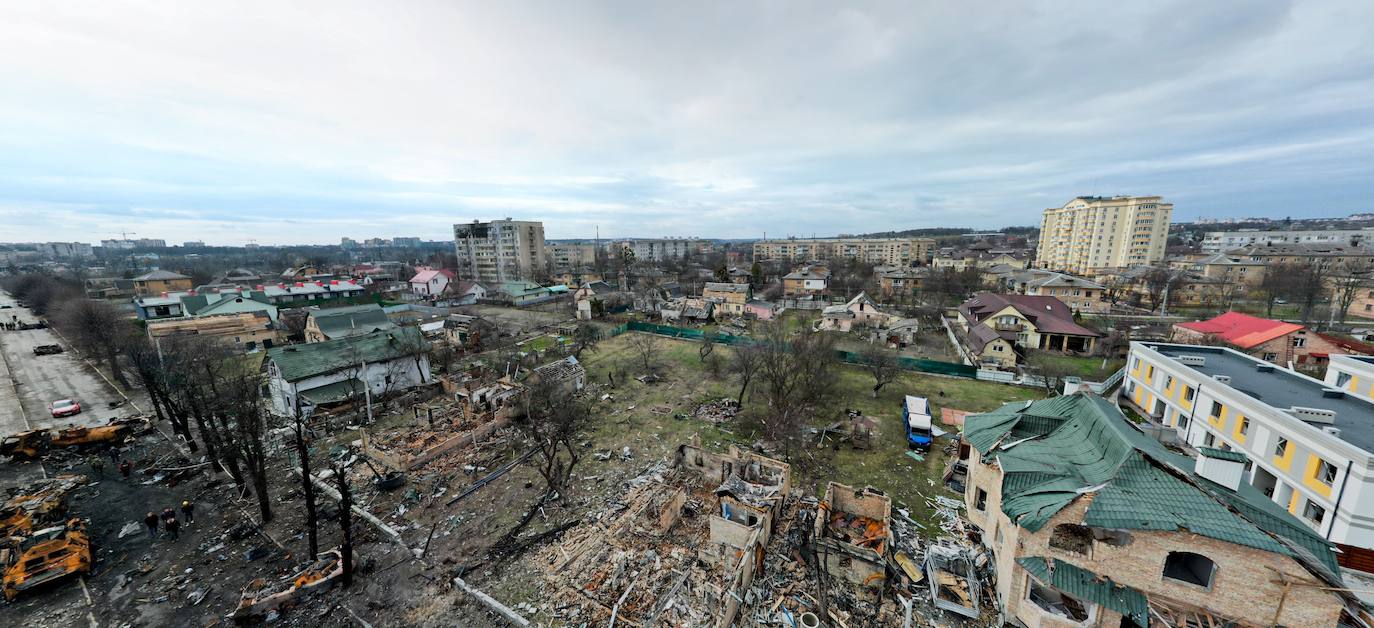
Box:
[107,445,120,463]
[88,455,105,477]
[119,459,133,479]
[144,511,159,538]
[180,500,195,525]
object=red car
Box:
[49,399,81,418]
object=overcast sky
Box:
[2,1,1373,245]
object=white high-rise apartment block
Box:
[1036,196,1172,274]
[453,219,547,283]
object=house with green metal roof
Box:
[265,327,431,417]
[303,304,396,343]
[962,393,1356,627]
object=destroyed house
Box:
[963,393,1356,627]
[676,443,792,538]
[814,482,892,603]
[526,355,586,392]
[545,445,794,627]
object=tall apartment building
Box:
[1202,228,1374,253]
[453,219,547,283]
[752,237,934,266]
[1036,196,1172,274]
[391,237,422,247]
[1125,342,1374,565]
[101,238,168,250]
[618,238,707,262]
[36,242,94,258]
[548,243,598,270]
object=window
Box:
[1165,375,1174,390]
[1050,524,1093,556]
[975,488,988,511]
[1026,575,1092,622]
[1263,352,1277,361]
[1303,500,1327,526]
[1203,433,1215,447]
[1336,372,1353,387]
[1183,386,1195,402]
[1316,460,1338,486]
[1146,365,1155,382]
[1275,437,1290,458]
[1293,337,1306,348]
[1210,401,1222,418]
[1163,552,1216,588]
[1239,417,1250,437]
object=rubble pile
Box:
[689,398,739,424]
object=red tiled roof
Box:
[1174,312,1303,349]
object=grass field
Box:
[576,331,1047,533]
[1034,354,1126,379]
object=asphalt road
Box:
[0,291,143,437]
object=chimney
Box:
[1195,448,1246,491]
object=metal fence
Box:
[624,321,977,378]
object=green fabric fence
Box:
[624,321,976,378]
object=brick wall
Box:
[965,448,1345,627]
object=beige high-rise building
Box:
[1036,196,1172,274]
[548,243,598,270]
[453,219,547,283]
[753,237,935,266]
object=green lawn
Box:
[576,332,1048,533]
[1034,354,1126,380]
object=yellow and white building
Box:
[1326,355,1374,404]
[1036,196,1172,274]
[1125,342,1374,563]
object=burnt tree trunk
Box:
[295,417,318,560]
[336,464,354,587]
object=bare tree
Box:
[628,332,662,372]
[219,360,274,522]
[1140,266,1181,313]
[55,298,132,387]
[859,342,899,398]
[122,335,198,450]
[1290,261,1331,323]
[571,322,600,359]
[333,457,354,588]
[1259,263,1303,317]
[1331,263,1372,324]
[754,322,838,454]
[293,411,319,561]
[699,330,718,362]
[730,342,763,406]
[514,378,593,496]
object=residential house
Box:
[1325,354,1374,404]
[965,393,1353,627]
[408,268,455,297]
[280,265,324,281]
[1171,312,1374,367]
[999,269,1109,314]
[956,293,1102,367]
[702,282,751,317]
[882,317,923,348]
[1125,342,1374,570]
[1342,279,1374,321]
[132,270,192,296]
[813,482,891,603]
[244,280,365,305]
[132,289,279,322]
[743,300,777,321]
[933,247,1031,272]
[1169,252,1268,287]
[573,280,626,320]
[265,327,431,417]
[877,267,930,299]
[304,304,397,343]
[439,280,486,306]
[556,270,604,288]
[817,292,897,332]
[145,312,277,351]
[781,265,830,297]
[726,268,752,284]
[213,268,263,286]
[489,281,563,307]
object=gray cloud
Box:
[0,1,1372,244]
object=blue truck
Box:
[903,395,933,449]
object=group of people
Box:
[92,445,198,542]
[144,502,194,541]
